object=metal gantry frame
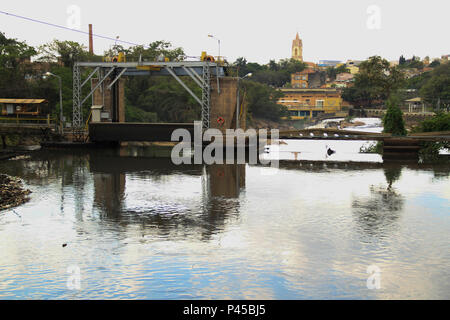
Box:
[72,61,223,141]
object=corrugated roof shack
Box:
[0,99,50,122]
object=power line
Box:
[0,9,146,48]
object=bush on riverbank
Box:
[412,112,450,159]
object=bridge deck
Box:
[89,123,450,143]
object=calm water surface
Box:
[0,146,449,299]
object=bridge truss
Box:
[72,61,225,141]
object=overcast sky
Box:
[1,0,449,64]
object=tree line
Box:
[1,31,448,125]
[0,32,302,123]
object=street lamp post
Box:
[44,72,63,134]
[236,73,252,129]
[208,34,221,62]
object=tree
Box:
[419,63,450,110]
[122,41,185,62]
[242,80,286,121]
[231,58,306,88]
[383,95,407,136]
[38,40,92,67]
[429,60,441,68]
[399,55,406,65]
[342,56,405,108]
[326,64,350,80]
[413,112,450,133]
[0,32,37,98]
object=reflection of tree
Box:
[352,166,404,238]
[384,166,402,190]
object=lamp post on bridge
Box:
[208,34,221,62]
[44,72,64,134]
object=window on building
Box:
[302,83,307,88]
[316,100,324,107]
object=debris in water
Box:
[0,174,31,211]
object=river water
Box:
[0,120,449,300]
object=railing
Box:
[0,114,57,125]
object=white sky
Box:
[1,0,449,64]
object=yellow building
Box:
[347,65,359,75]
[292,33,303,62]
[278,89,344,120]
[346,60,361,74]
[291,69,315,88]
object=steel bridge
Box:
[72,61,225,140]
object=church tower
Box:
[292,33,303,62]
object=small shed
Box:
[0,99,49,117]
[405,97,425,113]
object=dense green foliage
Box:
[412,112,450,160]
[0,32,36,98]
[419,64,450,109]
[326,64,350,80]
[413,112,450,133]
[232,57,306,88]
[383,95,407,136]
[342,56,405,108]
[0,31,288,123]
[241,80,287,121]
[398,55,424,69]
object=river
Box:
[0,119,449,299]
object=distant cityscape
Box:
[278,33,449,120]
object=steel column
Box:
[72,63,83,141]
[202,64,211,129]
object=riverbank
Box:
[0,174,32,211]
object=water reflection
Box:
[0,147,449,299]
[352,164,404,239]
[86,148,246,240]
